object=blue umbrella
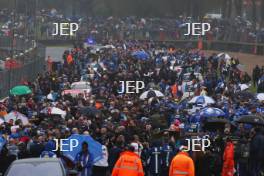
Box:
[259,76,264,82]
[0,136,6,152]
[200,107,225,118]
[62,134,102,164]
[132,51,150,60]
[189,95,215,105]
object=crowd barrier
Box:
[0,36,34,51]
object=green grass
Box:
[249,83,257,93]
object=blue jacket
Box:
[161,144,175,168]
[147,147,163,174]
[75,152,94,176]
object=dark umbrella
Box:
[203,117,230,131]
[236,115,264,125]
[234,91,255,101]
[79,106,101,116]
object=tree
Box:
[252,0,257,30]
[221,0,228,18]
[261,0,264,27]
[234,0,242,16]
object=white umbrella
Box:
[217,53,231,60]
[41,107,66,118]
[257,93,264,101]
[4,111,29,125]
[239,84,249,91]
[104,45,115,49]
[47,93,55,101]
[189,95,215,105]
[140,89,164,100]
[200,107,225,117]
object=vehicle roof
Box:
[12,158,60,164]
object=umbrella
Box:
[236,64,246,72]
[41,107,66,118]
[103,45,115,49]
[234,91,254,101]
[47,93,57,101]
[257,93,264,101]
[236,115,264,125]
[4,111,29,125]
[200,107,225,117]
[217,53,231,60]
[259,76,264,83]
[62,134,102,163]
[10,85,32,96]
[203,118,231,131]
[79,106,101,116]
[140,89,164,100]
[132,51,150,60]
[239,84,249,91]
[189,95,215,105]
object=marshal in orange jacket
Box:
[112,151,144,176]
[169,152,195,176]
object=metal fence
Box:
[0,36,34,51]
[0,44,46,98]
[37,29,264,55]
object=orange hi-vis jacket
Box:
[112,151,144,176]
[169,152,195,176]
